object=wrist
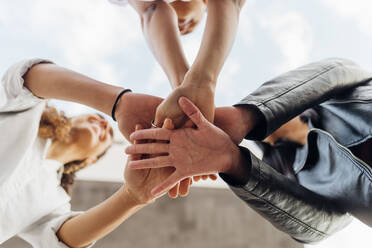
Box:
[181,81,216,98]
[221,143,241,174]
[183,70,217,91]
[120,185,150,207]
[234,105,260,138]
[113,90,134,121]
[220,145,251,185]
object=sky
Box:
[1,0,372,115]
[1,0,372,246]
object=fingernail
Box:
[128,162,136,169]
[124,147,130,154]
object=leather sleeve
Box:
[220,146,352,244]
[236,58,372,140]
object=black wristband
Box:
[111,89,132,121]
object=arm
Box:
[183,0,245,87]
[236,58,372,140]
[154,0,245,126]
[57,187,145,248]
[220,146,352,244]
[23,62,124,116]
[126,97,352,243]
[23,62,163,140]
[129,0,189,88]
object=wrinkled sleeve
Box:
[235,58,372,140]
[18,203,95,248]
[0,58,52,113]
[220,146,352,244]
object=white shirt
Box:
[109,0,190,6]
[0,59,92,247]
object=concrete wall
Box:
[2,181,303,248]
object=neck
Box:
[46,140,75,165]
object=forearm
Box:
[237,58,372,140]
[23,63,124,116]
[130,0,189,88]
[184,0,244,87]
[57,186,145,248]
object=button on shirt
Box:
[0,59,91,247]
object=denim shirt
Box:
[220,58,372,244]
[294,85,372,226]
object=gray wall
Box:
[2,181,303,248]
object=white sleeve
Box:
[108,0,157,6]
[18,203,95,248]
[108,0,129,6]
[0,58,53,112]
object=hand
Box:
[152,119,193,199]
[126,97,239,196]
[214,106,258,144]
[154,84,215,128]
[115,92,163,141]
[123,120,192,204]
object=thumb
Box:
[162,118,175,130]
[178,97,206,128]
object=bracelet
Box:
[111,89,132,121]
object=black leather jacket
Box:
[220,58,372,243]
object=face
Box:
[170,0,206,35]
[69,113,114,162]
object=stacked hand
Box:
[115,90,257,198]
[125,97,240,196]
[114,91,219,198]
[123,119,194,204]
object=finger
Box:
[125,143,169,155]
[179,178,191,197]
[128,156,172,169]
[129,124,144,161]
[151,172,181,196]
[163,118,175,130]
[202,175,209,181]
[154,113,165,128]
[130,128,171,142]
[178,96,207,128]
[209,174,218,181]
[133,124,142,145]
[168,183,179,198]
[193,176,201,182]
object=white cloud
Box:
[146,62,169,96]
[259,8,313,73]
[237,0,255,44]
[0,0,142,82]
[322,0,372,38]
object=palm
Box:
[124,161,174,203]
[170,124,232,175]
